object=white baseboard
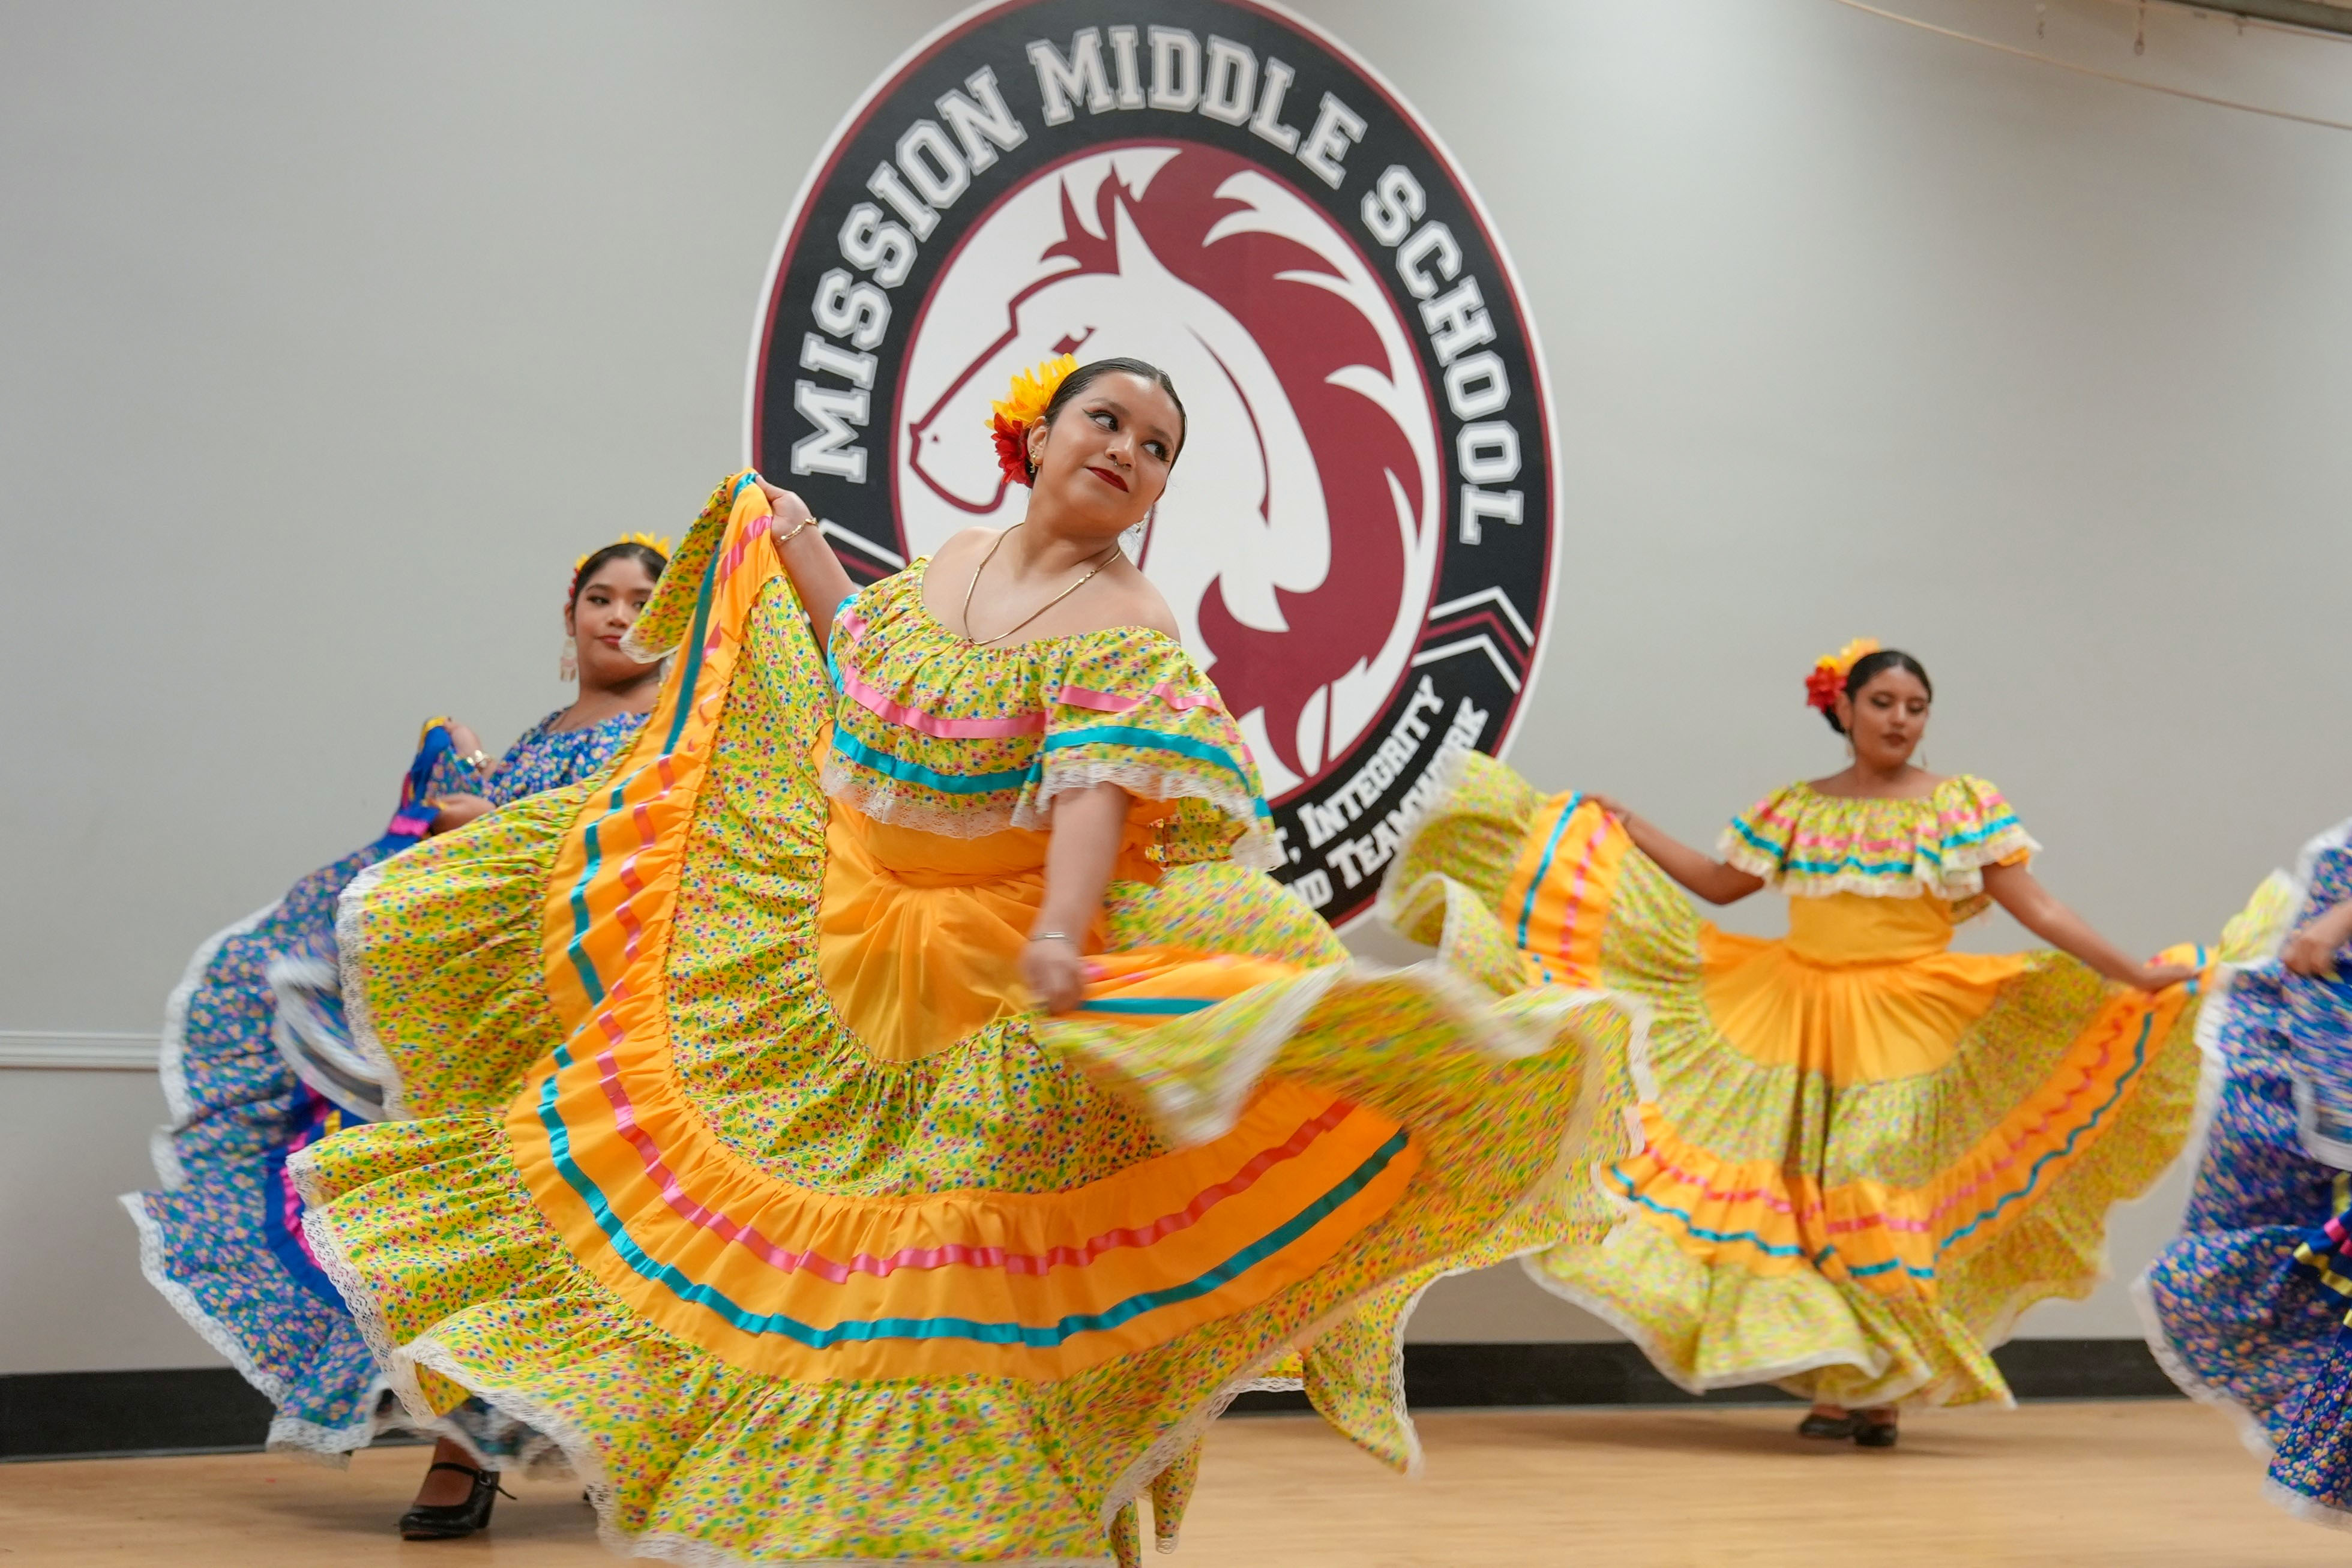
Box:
[0,1031,161,1071]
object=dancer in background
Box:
[124,537,666,1540]
[1383,640,2206,1446]
[292,356,1627,1566]
[2141,820,2352,1524]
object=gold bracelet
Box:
[1029,931,1078,946]
[460,749,491,770]
[776,514,820,548]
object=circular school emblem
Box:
[750,0,1558,927]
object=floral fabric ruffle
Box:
[2141,819,2352,1526]
[1386,751,2204,1410]
[300,475,1627,1564]
[124,710,642,1459]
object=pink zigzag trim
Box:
[585,1047,1360,1282]
[1629,1026,2136,1243]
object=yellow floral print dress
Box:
[1383,752,2208,1410]
[293,476,1627,1564]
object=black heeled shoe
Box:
[1851,1414,1899,1448]
[1797,1411,1857,1440]
[399,1461,511,1540]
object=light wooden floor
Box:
[0,1402,2329,1566]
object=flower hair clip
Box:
[573,531,675,572]
[1803,637,1880,714]
[987,353,1078,488]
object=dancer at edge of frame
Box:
[2140,818,2352,1525]
[287,354,1631,1566]
[1380,637,2209,1447]
[124,538,668,1539]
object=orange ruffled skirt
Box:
[291,480,1628,1564]
[1385,752,2207,1408]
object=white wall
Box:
[6,0,2350,1373]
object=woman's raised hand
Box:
[2284,927,2345,979]
[2131,958,2198,993]
[756,479,813,532]
[1021,934,1088,1015]
[1586,793,1634,826]
[427,795,492,835]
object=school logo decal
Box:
[750,0,1558,926]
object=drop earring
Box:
[1123,502,1156,564]
[559,634,577,682]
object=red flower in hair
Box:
[990,412,1031,488]
[1803,637,1880,713]
[985,353,1077,491]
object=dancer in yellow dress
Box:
[293,354,1626,1563]
[1383,640,2206,1446]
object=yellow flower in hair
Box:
[988,353,1080,487]
[574,532,676,570]
[1804,637,1880,713]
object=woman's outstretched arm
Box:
[756,481,855,650]
[1023,782,1134,1014]
[1982,862,2195,992]
[1589,795,1765,907]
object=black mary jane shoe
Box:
[1851,1416,1899,1449]
[1796,1411,1857,1440]
[399,1461,511,1540]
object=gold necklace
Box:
[960,524,1123,647]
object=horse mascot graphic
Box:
[897,143,1440,798]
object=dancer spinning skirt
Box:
[1384,640,2206,1441]
[124,539,665,1468]
[2141,819,2352,1525]
[293,358,1624,1566]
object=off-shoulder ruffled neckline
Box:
[901,554,1185,658]
[1784,776,1971,809]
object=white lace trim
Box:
[286,1150,567,1474]
[117,1191,420,1464]
[157,901,281,1129]
[1716,826,2044,906]
[1373,745,1480,934]
[147,1123,187,1191]
[1032,760,1281,873]
[333,860,416,1123]
[1232,1374,1304,1394]
[2262,1476,2352,1532]
[266,951,389,1122]
[2128,1270,2277,1459]
[618,625,673,664]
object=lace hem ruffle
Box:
[156,903,280,1129]
[266,951,390,1122]
[332,860,413,1122]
